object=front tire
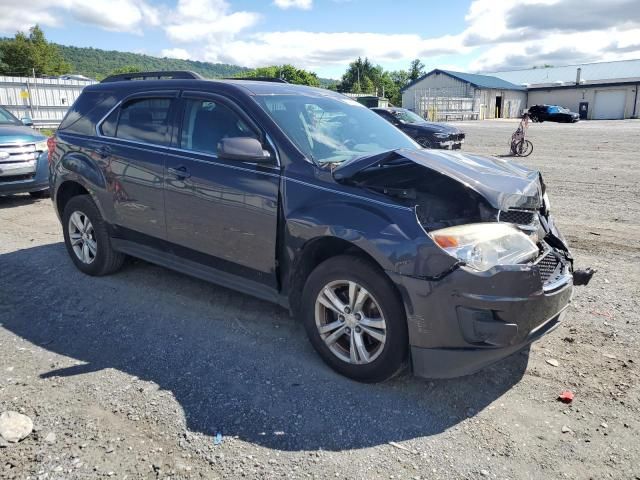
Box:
[301,255,408,382]
[62,195,125,276]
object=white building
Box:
[401,69,528,121]
[490,59,640,120]
[402,60,640,121]
[0,75,96,129]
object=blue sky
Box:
[1,0,638,79]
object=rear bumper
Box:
[389,259,573,379]
[0,151,49,195]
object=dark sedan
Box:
[528,105,579,123]
[371,107,465,149]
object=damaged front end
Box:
[333,148,594,378]
[333,148,593,288]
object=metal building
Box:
[0,75,96,129]
[490,59,640,120]
[401,69,527,121]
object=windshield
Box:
[254,94,418,164]
[392,109,425,124]
[0,107,20,125]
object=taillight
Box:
[47,136,56,164]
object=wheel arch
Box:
[55,180,91,218]
[287,236,403,319]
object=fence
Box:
[406,86,481,121]
[0,75,96,129]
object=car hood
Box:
[0,125,46,144]
[333,148,542,210]
[409,122,460,134]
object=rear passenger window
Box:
[180,99,258,155]
[104,98,173,146]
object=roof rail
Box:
[101,71,203,83]
[224,77,289,84]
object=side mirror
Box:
[21,117,34,127]
[217,137,272,163]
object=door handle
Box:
[168,165,191,179]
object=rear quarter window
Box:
[58,91,118,136]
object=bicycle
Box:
[510,113,533,157]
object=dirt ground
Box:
[1,119,639,479]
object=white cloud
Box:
[164,0,260,43]
[0,0,159,34]
[197,31,467,70]
[464,0,640,71]
[2,0,639,77]
[161,48,191,60]
[273,0,312,10]
[174,0,640,74]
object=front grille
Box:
[536,253,560,282]
[499,209,536,225]
[0,143,38,164]
[0,173,36,183]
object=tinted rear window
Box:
[58,91,118,136]
[112,98,173,146]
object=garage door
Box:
[594,90,626,119]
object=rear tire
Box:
[301,255,408,382]
[62,195,125,276]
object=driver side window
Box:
[180,99,258,155]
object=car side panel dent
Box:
[60,152,106,190]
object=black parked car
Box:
[371,107,465,149]
[528,105,579,123]
[49,71,590,382]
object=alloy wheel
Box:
[314,280,387,365]
[68,210,97,264]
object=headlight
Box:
[35,140,48,152]
[433,132,449,139]
[430,223,539,271]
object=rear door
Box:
[97,91,178,239]
[163,91,280,287]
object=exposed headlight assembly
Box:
[430,223,539,272]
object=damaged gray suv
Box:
[49,71,593,382]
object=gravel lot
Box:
[1,119,639,479]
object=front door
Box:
[163,92,280,288]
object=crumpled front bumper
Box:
[389,249,573,379]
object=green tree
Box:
[336,58,410,104]
[408,58,425,81]
[108,65,143,75]
[238,64,320,86]
[337,57,378,93]
[0,25,71,76]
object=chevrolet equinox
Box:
[49,71,592,382]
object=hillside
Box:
[56,45,250,80]
[55,45,337,86]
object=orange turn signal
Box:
[433,235,459,248]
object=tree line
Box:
[0,26,425,104]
